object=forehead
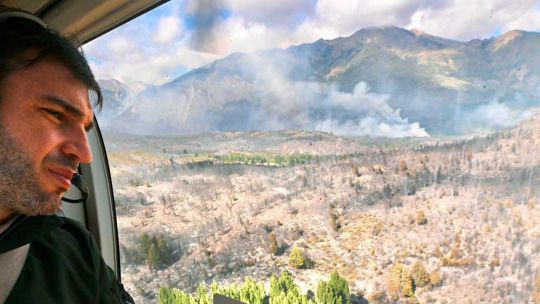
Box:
[2,57,94,119]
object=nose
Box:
[60,127,93,164]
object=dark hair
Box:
[0,9,103,111]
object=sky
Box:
[84,0,540,89]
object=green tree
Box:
[156,235,172,264]
[270,272,310,304]
[138,233,174,270]
[239,277,266,304]
[147,244,160,270]
[159,286,195,304]
[288,246,306,269]
[196,285,211,304]
[316,271,349,304]
[288,158,296,167]
[159,272,318,304]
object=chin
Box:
[31,194,63,216]
[48,194,63,210]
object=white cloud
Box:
[88,51,175,86]
[154,16,183,44]
[406,1,540,40]
[85,33,218,87]
[108,36,137,53]
[225,0,314,26]
[89,47,218,87]
[83,2,220,88]
[217,17,288,53]
[188,15,290,55]
[226,0,540,50]
[314,0,417,33]
[503,6,540,32]
[287,0,425,43]
[173,48,220,70]
[289,0,540,44]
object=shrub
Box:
[316,271,350,304]
[432,246,442,258]
[415,210,427,225]
[533,275,540,304]
[330,213,341,232]
[430,269,442,286]
[268,232,279,255]
[442,254,475,268]
[528,197,536,210]
[489,257,501,268]
[367,290,385,303]
[289,246,306,269]
[411,262,430,287]
[386,263,415,299]
[128,176,144,187]
[399,159,408,172]
[386,263,404,300]
[352,165,361,177]
[400,268,414,297]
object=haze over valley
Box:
[98,27,540,137]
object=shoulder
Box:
[35,216,101,263]
[0,215,96,256]
[57,216,94,243]
[6,216,117,303]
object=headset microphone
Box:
[61,173,88,204]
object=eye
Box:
[43,108,65,121]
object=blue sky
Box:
[84,0,540,88]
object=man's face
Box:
[0,57,94,216]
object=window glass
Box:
[86,1,540,303]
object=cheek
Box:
[2,109,63,165]
[21,132,61,167]
[3,113,45,142]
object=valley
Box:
[106,114,540,303]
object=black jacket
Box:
[0,215,133,303]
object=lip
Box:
[48,168,76,190]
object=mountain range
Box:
[97,26,540,137]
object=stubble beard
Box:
[0,126,61,216]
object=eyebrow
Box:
[40,95,95,131]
